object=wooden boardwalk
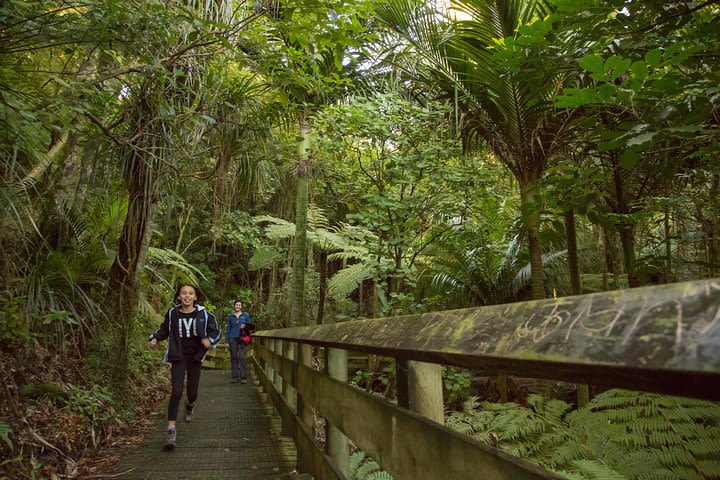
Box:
[111,369,304,479]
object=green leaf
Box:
[626,131,657,146]
[579,55,604,74]
[645,49,662,67]
[603,55,621,74]
[630,61,648,82]
[619,149,640,170]
[597,84,616,101]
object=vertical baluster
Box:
[274,339,283,392]
[327,347,350,475]
[407,360,444,424]
[267,339,275,391]
[257,338,266,399]
[296,343,313,474]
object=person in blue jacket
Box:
[226,300,252,384]
[149,283,221,449]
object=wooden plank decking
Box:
[111,369,306,479]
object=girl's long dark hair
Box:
[174,283,205,305]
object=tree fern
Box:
[446,389,720,480]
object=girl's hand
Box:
[201,338,211,349]
[149,338,158,349]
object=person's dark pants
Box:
[168,355,202,421]
[229,339,247,379]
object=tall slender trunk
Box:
[520,180,545,300]
[291,113,311,327]
[611,154,639,287]
[564,209,581,295]
[664,206,672,282]
[603,227,620,289]
[707,174,720,277]
[317,250,327,325]
[618,225,638,286]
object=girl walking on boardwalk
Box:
[149,283,221,449]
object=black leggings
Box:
[168,356,202,421]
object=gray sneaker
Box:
[240,378,247,384]
[165,427,176,449]
[184,403,194,423]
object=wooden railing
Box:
[251,278,720,480]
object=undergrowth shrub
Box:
[446,389,720,479]
[66,384,114,449]
[441,366,472,405]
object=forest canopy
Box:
[1,0,719,478]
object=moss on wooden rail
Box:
[256,279,720,400]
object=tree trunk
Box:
[618,225,639,287]
[611,154,639,287]
[291,114,311,327]
[317,250,327,325]
[708,174,720,277]
[603,227,619,289]
[564,209,582,295]
[664,206,672,282]
[105,149,159,387]
[520,180,545,300]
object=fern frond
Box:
[356,460,381,479]
[570,460,625,480]
[697,459,720,477]
[248,245,284,271]
[264,221,296,240]
[349,451,367,476]
[548,442,591,468]
[328,263,374,299]
[687,437,720,456]
[367,471,394,480]
[328,245,370,261]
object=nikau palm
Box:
[377,0,574,299]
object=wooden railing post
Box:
[274,339,283,393]
[327,347,350,475]
[257,338,266,399]
[283,341,297,414]
[407,360,444,424]
[297,343,314,429]
[577,383,590,408]
[266,339,275,393]
[296,343,314,474]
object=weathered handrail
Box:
[251,279,720,480]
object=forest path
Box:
[111,370,301,479]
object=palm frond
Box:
[511,249,567,294]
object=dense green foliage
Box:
[1,0,719,477]
[447,390,720,479]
